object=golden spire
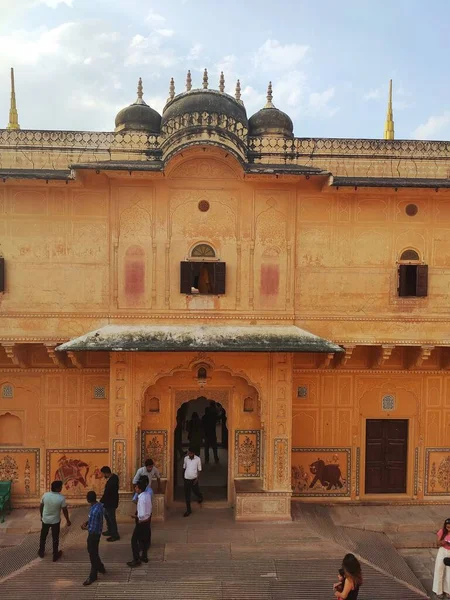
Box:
[7,67,20,130]
[384,79,394,140]
[235,79,241,102]
[186,70,192,92]
[219,71,225,93]
[264,81,275,109]
[202,68,208,89]
[168,77,175,102]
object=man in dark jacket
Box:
[100,466,120,542]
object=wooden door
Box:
[365,419,408,494]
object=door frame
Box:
[167,385,235,507]
[360,416,415,500]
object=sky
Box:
[0,0,450,140]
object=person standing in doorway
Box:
[187,412,203,457]
[127,480,152,567]
[202,405,219,464]
[81,491,106,586]
[183,447,203,517]
[132,459,161,493]
[100,466,120,542]
[38,480,71,561]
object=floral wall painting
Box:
[235,430,261,477]
[0,448,40,498]
[292,448,351,497]
[46,449,108,498]
[425,449,450,496]
[140,430,167,478]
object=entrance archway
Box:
[174,397,228,501]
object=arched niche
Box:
[0,412,23,445]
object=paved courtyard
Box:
[0,502,447,599]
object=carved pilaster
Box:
[2,343,27,368]
[249,241,255,309]
[152,242,157,303]
[67,351,83,369]
[236,242,241,307]
[373,344,395,368]
[165,242,170,307]
[110,353,134,490]
[410,345,435,369]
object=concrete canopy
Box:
[56,324,343,353]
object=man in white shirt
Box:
[127,480,152,567]
[132,459,161,492]
[183,447,203,517]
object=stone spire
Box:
[168,77,175,102]
[202,68,208,89]
[219,71,225,93]
[135,77,147,105]
[384,79,395,140]
[7,67,20,130]
[235,79,242,102]
[264,81,275,109]
[186,70,192,92]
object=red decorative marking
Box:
[260,264,279,295]
[125,246,145,295]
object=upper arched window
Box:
[400,249,420,262]
[191,244,216,259]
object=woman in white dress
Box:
[433,518,450,598]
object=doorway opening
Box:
[174,396,228,501]
[365,419,408,494]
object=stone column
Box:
[109,353,135,514]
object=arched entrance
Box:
[173,397,228,502]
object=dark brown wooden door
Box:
[365,419,408,494]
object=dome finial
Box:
[384,79,395,140]
[168,77,175,102]
[186,70,192,92]
[235,79,242,103]
[219,71,225,93]
[202,68,208,89]
[264,81,275,109]
[7,67,20,130]
[135,77,147,105]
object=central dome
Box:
[159,69,248,162]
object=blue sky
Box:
[1,0,449,139]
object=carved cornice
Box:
[373,344,395,368]
[293,368,447,375]
[44,344,66,368]
[337,345,356,367]
[67,351,83,369]
[0,368,109,373]
[318,353,335,369]
[1,343,27,369]
[410,345,435,369]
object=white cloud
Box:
[241,85,265,114]
[145,9,165,23]
[156,29,174,37]
[307,87,337,118]
[187,43,203,60]
[364,87,383,101]
[125,33,179,69]
[412,112,450,140]
[254,39,309,72]
[39,0,73,7]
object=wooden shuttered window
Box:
[0,258,4,293]
[213,262,226,295]
[180,261,192,294]
[398,264,428,297]
[415,264,428,297]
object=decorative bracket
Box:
[318,352,335,369]
[67,351,83,369]
[373,344,395,368]
[44,344,66,368]
[411,345,435,369]
[2,343,27,369]
[337,345,356,367]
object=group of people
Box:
[38,451,203,586]
[175,400,225,464]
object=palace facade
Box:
[1,68,450,520]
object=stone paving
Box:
[0,503,447,599]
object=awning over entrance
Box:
[56,325,342,353]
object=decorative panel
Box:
[425,448,450,496]
[235,430,261,477]
[140,430,167,478]
[112,439,127,491]
[0,448,40,498]
[291,448,351,497]
[46,449,108,499]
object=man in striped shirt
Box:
[81,491,106,586]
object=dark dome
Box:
[115,78,161,134]
[248,82,294,138]
[162,89,248,127]
[249,107,293,138]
